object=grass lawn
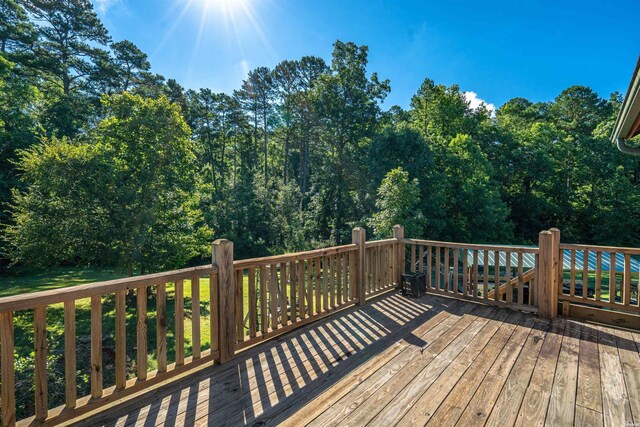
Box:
[0,267,127,297]
[561,270,640,302]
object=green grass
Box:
[0,267,127,297]
[561,270,639,302]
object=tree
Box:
[409,78,488,142]
[0,0,36,59]
[369,167,425,239]
[367,125,447,236]
[313,40,390,243]
[26,0,110,95]
[4,93,211,273]
[109,39,150,92]
[0,56,39,252]
[438,134,513,242]
[25,0,111,136]
[235,66,274,183]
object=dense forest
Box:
[2,0,640,276]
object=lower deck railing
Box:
[0,225,638,426]
[402,239,539,313]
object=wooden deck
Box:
[85,291,640,427]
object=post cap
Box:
[213,238,232,245]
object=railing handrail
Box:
[233,244,358,268]
[0,264,216,314]
[560,242,640,255]
[364,238,397,248]
[402,238,539,253]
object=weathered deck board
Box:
[85,292,640,427]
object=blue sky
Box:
[94,0,640,110]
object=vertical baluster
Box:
[374,248,379,291]
[322,256,329,311]
[290,261,297,322]
[411,244,416,273]
[64,301,76,408]
[427,246,432,289]
[191,277,201,359]
[624,253,631,306]
[418,245,425,273]
[156,284,167,373]
[136,287,147,380]
[260,266,267,334]
[1,312,15,427]
[314,258,321,315]
[505,252,512,304]
[382,245,387,288]
[444,248,451,292]
[570,250,576,297]
[248,269,257,338]
[175,279,185,365]
[236,269,244,342]
[209,272,219,353]
[435,246,441,291]
[34,306,48,422]
[371,246,377,291]
[90,296,102,398]
[115,291,126,389]
[342,253,348,303]
[518,253,524,305]
[473,250,479,297]
[482,251,488,299]
[453,249,460,294]
[369,248,374,292]
[610,252,617,303]
[336,255,343,305]
[349,252,357,301]
[529,251,540,307]
[269,263,278,328]
[595,252,602,301]
[380,246,386,289]
[280,263,288,325]
[462,249,468,296]
[493,251,502,301]
[558,248,564,297]
[299,259,306,319]
[582,250,589,299]
[330,255,336,308]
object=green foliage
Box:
[438,134,513,242]
[369,167,425,239]
[5,93,212,273]
[2,0,640,270]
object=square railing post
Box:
[352,227,367,305]
[212,239,235,363]
[393,225,405,285]
[550,227,561,315]
[538,230,558,319]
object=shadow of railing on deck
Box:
[95,292,635,427]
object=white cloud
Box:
[463,91,496,116]
[93,0,122,14]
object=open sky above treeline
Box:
[94,0,640,109]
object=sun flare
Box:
[196,0,249,15]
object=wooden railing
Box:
[3,225,640,425]
[402,239,540,312]
[232,243,359,351]
[0,227,404,426]
[558,241,640,328]
[0,265,218,426]
[364,238,399,297]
